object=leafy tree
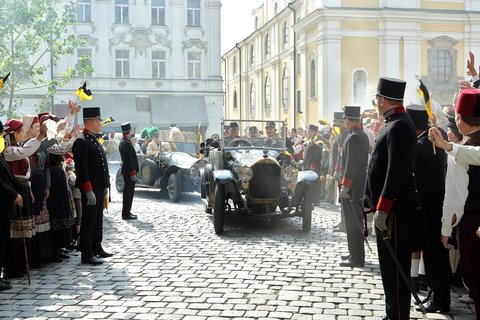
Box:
[0,0,92,117]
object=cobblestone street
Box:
[0,186,476,320]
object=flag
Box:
[319,118,330,126]
[75,81,93,101]
[197,122,203,159]
[417,79,432,119]
[0,72,10,90]
[102,117,114,127]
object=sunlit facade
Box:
[53,0,223,135]
[222,0,480,129]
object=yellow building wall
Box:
[341,21,378,31]
[422,23,464,33]
[341,36,379,108]
[421,1,464,10]
[306,42,318,126]
[342,0,378,8]
[456,40,465,77]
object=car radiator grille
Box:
[248,162,281,203]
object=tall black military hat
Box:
[376,77,406,101]
[265,121,276,128]
[83,107,102,120]
[406,104,429,130]
[121,122,131,133]
[308,124,319,132]
[333,112,344,121]
[229,121,239,129]
[343,106,361,119]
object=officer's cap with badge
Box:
[343,106,362,119]
[333,112,344,124]
[83,107,102,121]
[455,88,480,117]
[265,121,276,129]
[121,122,131,133]
[406,104,429,131]
[376,77,406,101]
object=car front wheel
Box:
[167,172,183,202]
[302,186,313,232]
[213,183,225,234]
[115,169,124,193]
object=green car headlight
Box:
[283,166,298,182]
[238,166,253,181]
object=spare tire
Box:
[140,159,157,186]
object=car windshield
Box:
[222,119,286,150]
[158,130,199,156]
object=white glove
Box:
[86,191,96,206]
[374,210,388,232]
[104,188,109,196]
[130,175,137,182]
[339,185,350,199]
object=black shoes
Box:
[415,302,450,313]
[0,279,12,291]
[341,255,350,261]
[94,250,113,258]
[339,258,364,268]
[122,213,137,220]
[81,256,104,265]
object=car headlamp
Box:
[188,166,199,177]
[283,166,298,182]
[238,166,253,181]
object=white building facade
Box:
[48,0,222,136]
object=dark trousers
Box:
[80,189,104,258]
[459,213,480,316]
[342,197,365,264]
[423,226,451,308]
[0,219,9,275]
[376,213,412,320]
[122,174,135,217]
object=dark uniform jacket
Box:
[367,107,417,214]
[72,130,110,193]
[330,128,348,175]
[341,127,369,201]
[0,154,18,220]
[303,136,323,175]
[119,137,139,176]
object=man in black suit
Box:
[368,77,420,320]
[72,107,112,265]
[406,104,450,313]
[0,121,22,290]
[339,106,370,268]
[118,122,138,220]
[303,124,323,205]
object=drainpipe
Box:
[235,43,242,120]
[287,2,297,127]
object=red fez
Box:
[38,112,50,119]
[39,115,50,125]
[33,116,39,124]
[455,88,480,117]
[5,119,23,133]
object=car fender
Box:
[213,170,234,184]
[291,171,319,206]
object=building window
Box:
[282,67,289,111]
[352,69,368,105]
[233,89,238,109]
[187,52,201,79]
[152,50,166,79]
[310,59,316,98]
[77,0,91,22]
[115,0,129,24]
[264,33,270,57]
[77,48,92,77]
[264,76,271,115]
[187,0,201,27]
[249,45,255,67]
[151,0,165,26]
[250,82,255,118]
[115,50,129,78]
[432,49,452,82]
[233,56,237,76]
[283,22,288,48]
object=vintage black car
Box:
[201,120,319,234]
[115,130,207,202]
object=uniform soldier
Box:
[368,77,420,320]
[72,107,112,265]
[119,122,138,220]
[339,106,370,268]
[406,104,450,313]
[303,124,323,205]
